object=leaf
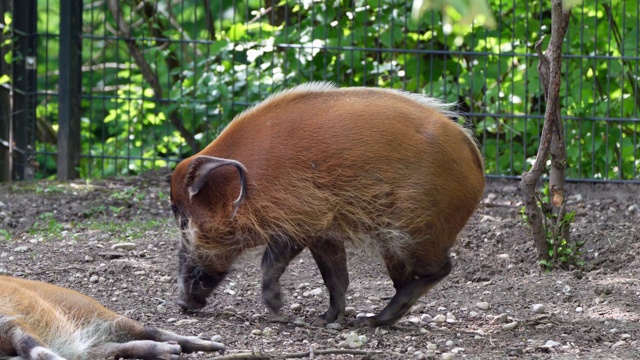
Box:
[411,0,496,29]
[0,74,9,85]
[563,0,582,11]
[3,12,11,27]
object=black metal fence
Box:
[1,0,639,182]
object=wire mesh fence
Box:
[1,0,639,182]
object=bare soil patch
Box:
[1,173,639,359]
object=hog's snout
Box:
[176,262,227,312]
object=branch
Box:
[210,348,405,360]
[106,0,198,152]
[520,0,573,266]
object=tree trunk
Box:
[520,0,572,267]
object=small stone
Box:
[410,305,424,314]
[375,327,388,335]
[262,327,273,336]
[343,331,364,348]
[309,288,323,296]
[293,318,308,327]
[532,304,546,314]
[620,334,631,340]
[502,322,518,331]
[89,275,99,283]
[441,352,455,359]
[326,323,342,330]
[543,340,560,348]
[250,329,262,336]
[475,302,490,310]
[159,276,172,283]
[451,347,465,354]
[211,335,223,342]
[491,313,508,324]
[420,314,433,323]
[446,312,456,321]
[609,328,619,334]
[111,242,136,251]
[445,340,454,347]
[627,204,639,213]
[156,304,167,314]
[84,255,94,262]
[433,314,447,323]
[594,286,613,296]
[223,306,237,314]
[427,343,438,351]
[612,341,626,348]
[575,307,583,313]
[174,319,198,326]
[356,312,368,319]
[13,246,30,253]
[290,303,302,311]
[167,318,177,323]
[344,307,356,316]
[469,311,479,318]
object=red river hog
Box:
[0,276,224,359]
[170,82,484,327]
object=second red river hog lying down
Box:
[0,275,224,360]
[169,82,485,327]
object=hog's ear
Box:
[185,155,248,218]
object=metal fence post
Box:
[0,0,10,181]
[11,0,36,181]
[57,0,82,180]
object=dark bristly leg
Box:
[261,237,305,322]
[309,239,349,326]
[352,257,452,327]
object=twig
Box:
[211,348,404,360]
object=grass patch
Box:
[86,218,173,241]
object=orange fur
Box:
[171,82,484,275]
[0,276,223,359]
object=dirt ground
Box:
[1,172,639,359]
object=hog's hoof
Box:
[269,313,289,323]
[311,317,329,327]
[349,316,377,328]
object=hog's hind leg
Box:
[352,256,452,327]
[0,316,64,360]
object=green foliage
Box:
[29,212,64,237]
[411,0,496,29]
[521,185,584,271]
[29,0,640,180]
[0,229,10,241]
